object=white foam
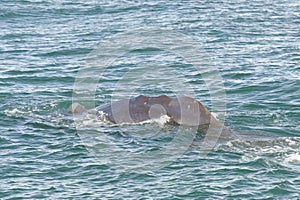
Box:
[73,110,109,127]
[74,111,171,127]
[284,153,300,164]
[219,137,300,169]
[211,112,218,118]
[113,115,171,127]
[151,115,171,127]
[4,108,24,116]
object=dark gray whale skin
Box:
[69,95,237,140]
[95,95,212,125]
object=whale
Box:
[69,95,237,140]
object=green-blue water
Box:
[1,0,299,199]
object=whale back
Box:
[96,95,215,126]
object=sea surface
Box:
[1,0,300,199]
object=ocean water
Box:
[1,0,299,199]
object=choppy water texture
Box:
[1,0,299,199]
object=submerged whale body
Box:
[69,95,237,140]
